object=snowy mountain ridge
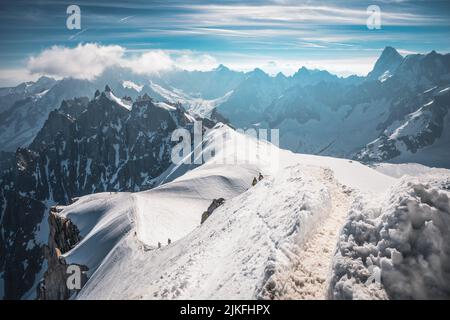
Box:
[0,87,203,299]
[40,124,450,300]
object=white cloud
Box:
[122,50,175,75]
[0,68,40,87]
[27,43,125,80]
[26,43,219,80]
[174,53,218,71]
[397,48,419,55]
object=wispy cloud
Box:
[68,28,89,41]
[119,15,134,22]
[176,4,446,27]
[0,68,40,87]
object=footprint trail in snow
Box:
[275,183,354,300]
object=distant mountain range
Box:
[1,47,449,168]
[214,47,450,168]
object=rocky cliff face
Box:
[37,207,85,300]
[0,148,49,300]
[200,198,225,224]
[0,87,198,299]
[367,46,404,81]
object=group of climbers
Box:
[157,238,171,249]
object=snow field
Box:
[52,125,399,300]
[59,192,135,276]
[134,163,259,246]
[78,163,336,299]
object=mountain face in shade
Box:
[0,88,198,299]
[354,50,450,166]
[356,86,450,167]
[216,68,291,127]
[220,48,449,168]
[292,66,340,86]
[0,78,95,152]
[367,46,404,81]
[0,76,57,114]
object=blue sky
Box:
[0,0,449,85]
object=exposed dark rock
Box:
[37,210,87,300]
[200,198,225,224]
[48,207,81,254]
[367,46,403,80]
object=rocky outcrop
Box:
[201,198,225,224]
[37,208,86,300]
[48,206,81,254]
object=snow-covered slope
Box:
[46,124,397,300]
[329,172,450,299]
[372,162,450,179]
[78,164,335,299]
[134,163,257,246]
[122,80,143,93]
[149,81,233,118]
[57,192,134,275]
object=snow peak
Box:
[180,304,214,318]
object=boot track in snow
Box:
[261,176,355,300]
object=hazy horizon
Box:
[1,0,450,86]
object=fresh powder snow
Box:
[48,124,417,300]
